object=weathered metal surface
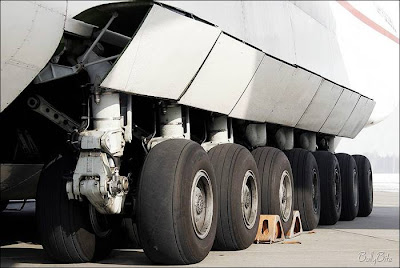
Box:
[229,56,295,122]
[296,80,343,132]
[339,97,376,138]
[101,4,221,100]
[1,1,66,111]
[179,33,264,115]
[264,68,322,127]
[319,90,360,135]
[163,1,296,64]
[1,1,394,139]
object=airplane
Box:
[1,1,398,265]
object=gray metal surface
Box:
[179,33,264,114]
[99,3,376,138]
[101,4,221,100]
[319,90,360,135]
[339,97,376,138]
[229,56,296,122]
[296,80,343,132]
[163,1,297,64]
[265,68,322,127]
[0,164,43,200]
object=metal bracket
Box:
[34,13,120,85]
[202,115,233,151]
[27,95,80,133]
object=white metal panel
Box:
[289,3,333,82]
[265,68,322,127]
[163,1,297,64]
[161,1,246,43]
[229,56,296,122]
[66,1,118,18]
[1,1,66,111]
[101,5,221,100]
[327,31,350,88]
[290,1,336,33]
[319,90,360,135]
[178,34,264,115]
[241,1,296,64]
[338,97,376,138]
[296,80,343,132]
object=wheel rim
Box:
[190,170,213,239]
[241,170,258,229]
[368,169,373,204]
[311,168,319,213]
[334,168,341,210]
[353,168,358,207]
[279,170,292,222]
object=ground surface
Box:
[1,191,398,267]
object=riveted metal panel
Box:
[338,97,375,138]
[1,1,66,111]
[229,55,296,122]
[319,89,360,135]
[296,80,343,132]
[289,3,333,82]
[101,5,221,100]
[265,68,322,127]
[162,1,296,64]
[241,1,296,64]
[178,33,264,115]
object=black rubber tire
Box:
[313,151,342,225]
[335,153,359,221]
[0,201,8,212]
[137,139,217,264]
[252,147,293,234]
[36,156,113,263]
[119,218,141,249]
[284,149,320,231]
[353,155,373,217]
[209,144,260,251]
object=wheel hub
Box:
[195,188,205,215]
[191,170,213,239]
[353,168,358,207]
[241,170,258,230]
[279,170,292,222]
[244,186,251,209]
[312,168,319,213]
[334,168,340,210]
[368,169,373,204]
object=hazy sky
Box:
[335,1,399,157]
[336,105,399,157]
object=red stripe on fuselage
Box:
[337,1,399,44]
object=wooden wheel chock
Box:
[255,215,285,244]
[285,210,303,239]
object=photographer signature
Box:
[359,251,392,265]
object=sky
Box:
[336,1,399,158]
[336,105,399,157]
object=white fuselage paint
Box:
[1,1,398,137]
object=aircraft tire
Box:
[313,151,342,225]
[285,149,321,231]
[36,155,113,263]
[137,139,217,264]
[252,147,293,234]
[0,201,8,212]
[209,143,260,250]
[353,155,373,217]
[335,153,359,221]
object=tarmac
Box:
[1,191,398,267]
